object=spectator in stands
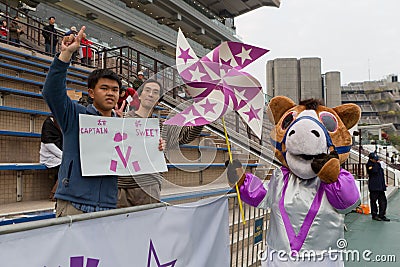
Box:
[117,85,140,112]
[39,116,63,201]
[42,26,123,217]
[366,152,390,221]
[9,16,23,46]
[0,20,8,40]
[80,32,93,66]
[42,16,58,56]
[117,79,203,207]
[132,71,145,90]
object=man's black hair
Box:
[137,79,164,99]
[87,69,122,90]
[48,16,55,20]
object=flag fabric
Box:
[0,197,229,266]
[164,29,269,139]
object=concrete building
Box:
[266,57,341,106]
[341,76,400,131]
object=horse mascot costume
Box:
[227,96,361,266]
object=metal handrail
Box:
[0,13,102,68]
[0,191,268,266]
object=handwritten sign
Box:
[79,114,167,176]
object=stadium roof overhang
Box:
[197,0,281,17]
[120,0,279,48]
[46,0,279,56]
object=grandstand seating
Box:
[0,42,269,205]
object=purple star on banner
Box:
[244,105,261,122]
[178,47,194,64]
[200,99,217,114]
[147,240,177,267]
[70,256,99,267]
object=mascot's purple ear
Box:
[333,104,361,129]
[267,96,296,125]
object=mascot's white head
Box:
[267,97,361,179]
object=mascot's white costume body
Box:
[229,97,361,266]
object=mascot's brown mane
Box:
[299,99,323,110]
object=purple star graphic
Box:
[178,47,194,64]
[147,240,177,267]
[243,105,261,122]
[200,99,217,114]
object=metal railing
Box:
[1,15,101,65]
[0,191,268,267]
[0,2,102,68]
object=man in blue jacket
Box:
[366,152,390,221]
[42,26,121,217]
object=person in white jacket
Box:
[39,116,63,200]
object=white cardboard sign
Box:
[79,114,167,176]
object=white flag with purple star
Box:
[164,29,269,138]
[0,197,229,266]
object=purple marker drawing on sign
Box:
[86,258,100,267]
[110,160,117,172]
[114,132,128,142]
[115,146,132,168]
[70,256,84,267]
[132,161,141,172]
[135,120,142,128]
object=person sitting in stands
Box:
[39,116,63,201]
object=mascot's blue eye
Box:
[320,112,338,132]
[282,112,296,130]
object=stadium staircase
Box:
[0,41,279,206]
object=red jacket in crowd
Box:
[81,38,93,59]
[117,87,140,111]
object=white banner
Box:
[0,197,229,266]
[79,114,167,176]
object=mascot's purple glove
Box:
[239,173,266,207]
[311,150,340,184]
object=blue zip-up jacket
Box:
[42,56,117,209]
